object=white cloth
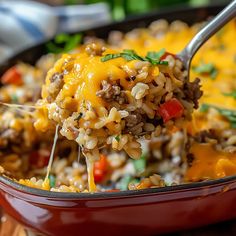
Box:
[0,0,111,63]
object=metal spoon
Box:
[178,0,236,78]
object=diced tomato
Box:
[1,66,23,85]
[160,52,177,61]
[29,151,50,168]
[94,154,108,183]
[158,98,184,123]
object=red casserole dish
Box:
[1,4,236,236]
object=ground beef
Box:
[184,78,203,109]
[47,72,64,103]
[125,111,143,128]
[96,80,127,104]
[124,110,146,135]
[186,153,194,167]
[194,129,218,143]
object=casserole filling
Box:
[0,19,236,192]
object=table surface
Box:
[1,211,236,236]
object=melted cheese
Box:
[185,143,236,181]
[43,124,59,188]
[85,154,96,192]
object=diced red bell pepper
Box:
[29,151,50,168]
[94,154,108,183]
[160,52,177,61]
[1,66,23,85]
[158,98,184,123]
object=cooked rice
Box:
[0,19,236,192]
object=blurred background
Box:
[0,0,231,63]
[27,0,230,20]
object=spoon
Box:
[178,0,236,78]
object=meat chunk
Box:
[46,72,64,102]
[184,78,203,109]
[96,80,127,104]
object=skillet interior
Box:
[0,3,232,199]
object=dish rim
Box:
[1,174,236,199]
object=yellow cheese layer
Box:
[186,143,236,181]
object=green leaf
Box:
[49,174,56,188]
[101,53,122,62]
[199,103,210,112]
[101,49,168,66]
[118,175,132,191]
[158,60,169,65]
[11,94,18,103]
[200,103,236,128]
[64,34,82,52]
[133,154,146,174]
[146,48,165,61]
[222,91,236,99]
[46,33,82,54]
[192,62,218,80]
[115,135,120,142]
[55,33,70,44]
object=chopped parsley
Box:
[118,175,132,191]
[133,154,146,175]
[49,174,56,188]
[11,94,18,103]
[222,91,236,99]
[200,103,236,128]
[115,135,120,142]
[192,62,218,80]
[234,55,236,63]
[101,48,168,66]
[46,33,82,54]
[117,175,140,191]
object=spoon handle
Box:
[179,0,236,67]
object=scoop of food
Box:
[35,44,202,154]
[34,43,202,163]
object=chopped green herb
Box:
[46,33,82,54]
[129,178,140,185]
[234,55,236,63]
[11,94,18,103]
[222,91,236,99]
[101,48,168,66]
[146,48,165,61]
[133,154,146,174]
[192,62,218,80]
[74,112,83,121]
[118,175,132,191]
[115,135,120,142]
[49,174,56,188]
[200,103,236,128]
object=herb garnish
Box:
[101,48,168,66]
[192,62,218,80]
[46,33,82,54]
[133,154,146,174]
[115,135,120,142]
[200,103,236,128]
[222,91,236,99]
[49,174,56,188]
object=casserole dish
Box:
[1,4,236,236]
